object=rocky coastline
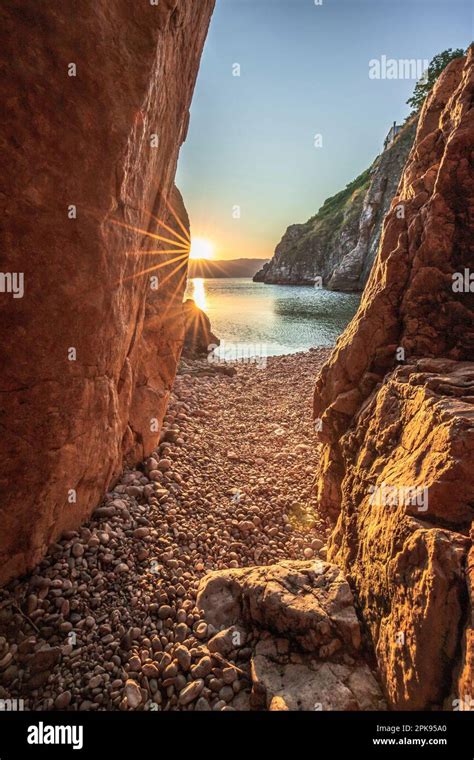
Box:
[253,118,417,291]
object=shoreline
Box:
[184,344,333,372]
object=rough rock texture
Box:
[0,0,215,585]
[197,560,362,652]
[314,50,474,709]
[182,299,220,357]
[251,652,385,711]
[253,119,416,290]
[459,537,474,707]
[126,186,191,463]
[329,119,418,291]
[197,561,386,710]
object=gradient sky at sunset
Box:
[176,0,472,261]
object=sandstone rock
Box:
[458,537,474,708]
[174,645,191,672]
[133,527,150,539]
[194,697,211,711]
[178,679,204,705]
[162,662,178,679]
[197,559,386,712]
[251,655,385,711]
[231,690,252,711]
[0,0,215,585]
[190,656,212,679]
[182,299,220,357]
[207,626,247,656]
[54,691,72,710]
[314,49,474,709]
[219,685,234,703]
[28,647,61,674]
[142,663,160,679]
[197,560,361,652]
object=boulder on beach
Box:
[182,299,220,357]
[197,560,385,710]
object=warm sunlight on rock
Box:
[1,0,472,733]
[189,236,214,260]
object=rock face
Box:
[197,561,386,710]
[251,654,384,711]
[314,50,474,709]
[253,119,417,290]
[0,0,215,585]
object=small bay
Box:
[185,277,360,358]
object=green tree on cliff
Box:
[407,47,465,113]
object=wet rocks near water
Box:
[0,350,334,712]
[182,299,220,357]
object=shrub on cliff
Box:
[407,47,465,113]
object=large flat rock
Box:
[197,560,386,711]
[252,655,386,711]
[197,560,361,653]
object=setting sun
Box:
[189,236,214,260]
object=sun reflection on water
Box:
[191,277,207,311]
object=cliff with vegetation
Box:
[254,118,417,291]
[314,49,474,709]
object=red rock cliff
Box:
[314,49,474,709]
[0,0,215,585]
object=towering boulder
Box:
[0,0,215,585]
[314,50,474,708]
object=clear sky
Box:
[176,0,472,260]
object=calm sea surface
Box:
[184,277,360,358]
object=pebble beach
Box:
[0,349,332,711]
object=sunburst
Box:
[105,192,192,290]
[189,237,214,260]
